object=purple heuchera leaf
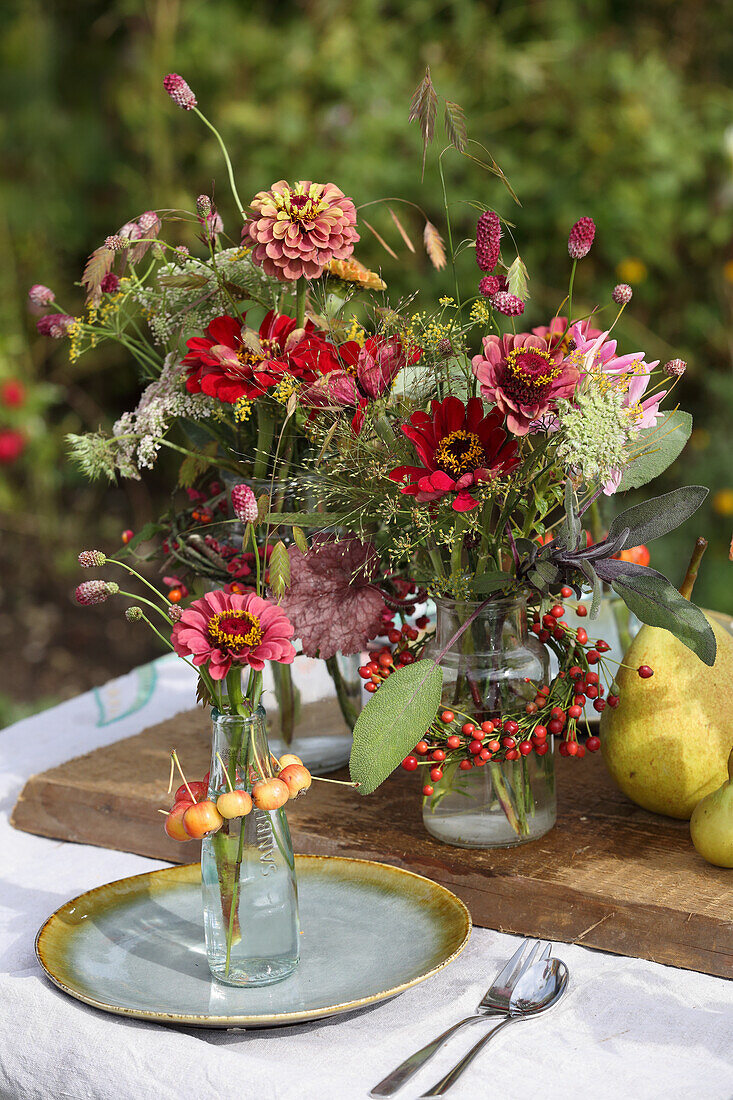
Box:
[279,535,387,659]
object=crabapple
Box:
[278,763,312,798]
[251,777,290,810]
[182,800,223,838]
[216,790,253,819]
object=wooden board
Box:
[11,708,733,980]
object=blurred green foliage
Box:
[2,0,732,618]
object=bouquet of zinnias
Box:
[44,70,713,840]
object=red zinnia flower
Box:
[183,311,340,403]
[388,396,519,512]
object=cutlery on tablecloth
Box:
[419,955,569,1097]
[369,938,548,1097]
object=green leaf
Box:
[269,540,290,598]
[116,522,165,556]
[292,526,308,554]
[444,99,467,153]
[610,568,716,666]
[607,486,708,550]
[619,411,692,491]
[472,570,512,594]
[533,560,560,585]
[350,660,443,795]
[506,256,530,302]
[177,442,218,488]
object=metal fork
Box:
[369,939,546,1097]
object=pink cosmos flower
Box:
[472,333,580,436]
[242,180,359,281]
[171,590,295,679]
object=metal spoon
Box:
[419,957,569,1097]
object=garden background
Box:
[1,0,732,725]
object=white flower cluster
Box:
[133,249,275,347]
[555,377,634,485]
[112,354,217,475]
[68,355,217,481]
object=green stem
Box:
[325,655,359,731]
[295,279,307,328]
[438,151,461,310]
[193,107,246,219]
[567,259,578,324]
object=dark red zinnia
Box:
[182,311,340,403]
[389,395,518,512]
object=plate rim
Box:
[35,854,472,1027]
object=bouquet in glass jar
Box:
[50,69,716,850]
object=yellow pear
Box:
[600,615,733,818]
[689,746,733,867]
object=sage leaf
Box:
[619,411,692,491]
[350,659,443,795]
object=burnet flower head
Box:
[242,181,359,281]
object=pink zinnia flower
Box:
[171,590,295,679]
[472,333,580,436]
[531,316,602,351]
[242,180,359,281]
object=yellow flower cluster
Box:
[401,311,452,351]
[469,300,491,325]
[272,377,297,404]
[344,317,366,346]
[233,397,254,423]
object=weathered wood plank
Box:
[11,708,733,979]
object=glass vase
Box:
[423,596,556,849]
[201,706,300,986]
[221,473,362,774]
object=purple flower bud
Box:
[479,275,507,298]
[568,217,596,260]
[36,314,75,338]
[28,284,55,307]
[100,274,120,294]
[125,606,143,622]
[475,212,501,272]
[231,484,258,524]
[78,550,107,568]
[163,73,197,111]
[612,283,632,305]
[174,245,190,263]
[663,358,687,377]
[137,210,160,235]
[167,604,183,623]
[105,235,130,251]
[196,195,212,217]
[75,580,118,606]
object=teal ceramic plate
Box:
[36,856,471,1028]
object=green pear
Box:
[690,747,733,867]
[600,615,733,818]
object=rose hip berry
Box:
[430,767,443,782]
[415,740,429,755]
[422,785,434,797]
[576,627,588,645]
[440,709,455,723]
[446,735,461,749]
[638,665,654,679]
[401,756,418,771]
[586,736,601,752]
[518,741,533,756]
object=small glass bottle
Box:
[201,706,300,986]
[423,596,557,849]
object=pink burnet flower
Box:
[75,580,119,606]
[36,314,75,338]
[472,333,580,436]
[100,274,120,294]
[664,358,687,377]
[475,211,501,272]
[568,217,596,259]
[231,483,258,524]
[242,180,359,281]
[105,235,130,251]
[490,291,525,317]
[163,73,197,111]
[28,285,55,307]
[613,283,633,305]
[478,275,507,298]
[171,589,295,679]
[78,550,107,568]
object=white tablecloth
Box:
[1,656,731,1100]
